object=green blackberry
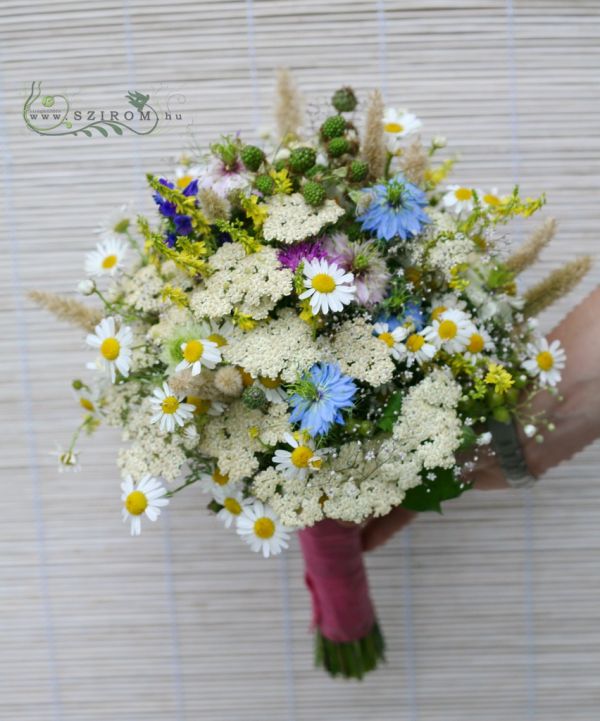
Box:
[255,174,275,195]
[289,146,317,173]
[242,385,267,410]
[320,115,346,139]
[240,145,265,172]
[332,86,358,113]
[303,181,326,207]
[327,137,349,157]
[348,159,369,182]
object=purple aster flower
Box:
[324,233,390,306]
[277,239,328,272]
[174,214,193,236]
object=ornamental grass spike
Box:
[522,255,593,317]
[28,290,103,331]
[275,68,304,140]
[506,217,557,274]
[361,89,386,181]
[401,136,428,186]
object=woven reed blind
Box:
[1,1,599,719]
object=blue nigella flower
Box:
[289,363,356,437]
[357,173,429,241]
[401,301,425,331]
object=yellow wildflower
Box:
[485,363,514,394]
[269,167,293,194]
[241,194,268,229]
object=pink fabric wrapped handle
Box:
[298,519,376,643]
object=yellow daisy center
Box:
[291,445,314,468]
[384,121,404,133]
[161,396,180,414]
[183,339,204,363]
[254,517,275,539]
[100,337,120,360]
[454,187,473,201]
[484,193,500,206]
[431,305,447,320]
[79,397,95,412]
[187,395,211,414]
[406,334,425,353]
[101,254,118,269]
[208,332,227,347]
[212,468,229,486]
[224,497,242,515]
[378,332,395,348]
[125,490,148,516]
[312,273,336,294]
[467,333,485,354]
[239,369,254,387]
[260,376,281,389]
[536,351,554,371]
[438,319,458,340]
[176,174,193,188]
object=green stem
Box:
[165,477,199,498]
[384,152,393,181]
[314,622,385,680]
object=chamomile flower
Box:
[212,486,252,528]
[257,376,287,404]
[95,203,132,235]
[522,337,566,387]
[85,237,128,277]
[206,319,234,349]
[442,185,478,218]
[186,396,226,416]
[86,317,133,383]
[463,327,494,362]
[273,432,323,481]
[299,258,356,315]
[383,108,422,151]
[175,337,222,376]
[236,501,290,558]
[121,474,169,536]
[373,322,409,360]
[424,309,476,354]
[150,382,195,432]
[174,163,202,190]
[199,466,239,495]
[51,445,80,472]
[481,188,504,209]
[397,331,437,366]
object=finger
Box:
[361,507,417,552]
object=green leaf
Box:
[93,124,109,137]
[401,467,472,513]
[376,391,403,432]
[105,121,124,135]
[458,424,477,451]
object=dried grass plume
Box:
[401,136,428,186]
[523,256,593,317]
[28,290,103,331]
[275,68,303,139]
[506,217,557,274]
[198,188,230,223]
[361,89,386,180]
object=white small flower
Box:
[432,135,447,149]
[523,424,537,438]
[85,236,128,277]
[51,445,80,472]
[481,188,504,208]
[383,108,422,151]
[212,486,252,528]
[236,501,290,558]
[463,326,494,362]
[299,258,356,314]
[77,279,96,296]
[199,466,239,495]
[150,382,195,432]
[373,322,409,360]
[396,331,437,366]
[273,432,322,481]
[206,319,234,348]
[95,203,132,235]
[522,337,566,387]
[186,395,226,416]
[424,308,476,354]
[477,432,492,446]
[175,337,222,376]
[174,163,202,190]
[86,316,133,383]
[442,185,478,218]
[256,376,287,404]
[121,474,169,536]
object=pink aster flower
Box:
[323,233,390,306]
[277,238,329,272]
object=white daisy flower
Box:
[212,486,252,528]
[373,322,409,360]
[186,395,226,416]
[256,376,287,404]
[383,108,422,151]
[273,432,323,481]
[463,326,494,362]
[481,188,505,209]
[85,237,128,277]
[396,331,437,366]
[299,258,356,315]
[150,382,195,432]
[86,316,133,383]
[206,319,234,349]
[442,185,479,218]
[424,308,476,354]
[199,466,239,495]
[429,293,468,321]
[236,501,290,558]
[174,163,202,190]
[95,203,132,236]
[51,445,80,473]
[121,474,169,536]
[522,337,566,387]
[175,337,221,376]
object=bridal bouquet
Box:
[34,74,591,679]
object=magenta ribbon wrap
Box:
[298,519,376,643]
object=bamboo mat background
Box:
[1,1,599,719]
